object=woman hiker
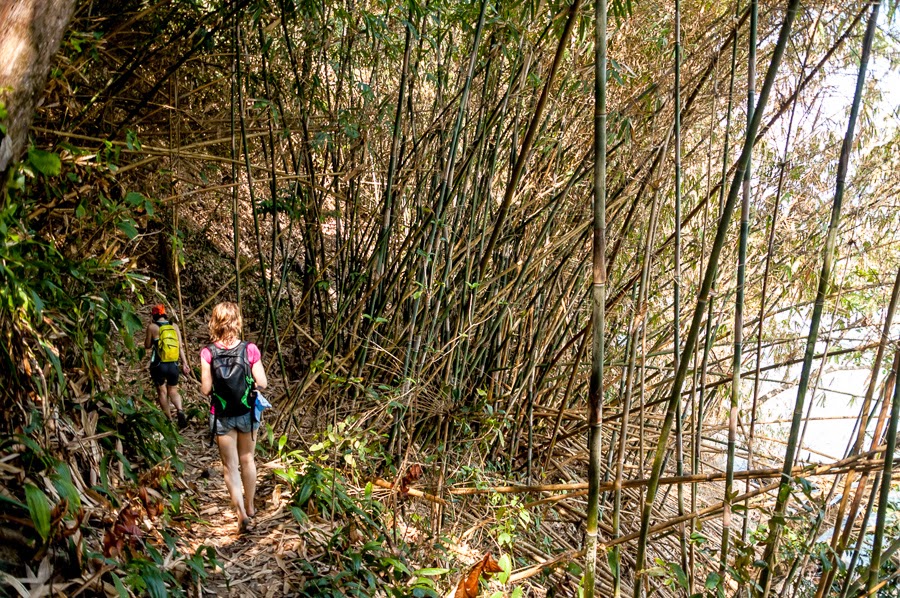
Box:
[144,304,190,428]
[200,301,267,533]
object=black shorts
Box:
[150,361,180,387]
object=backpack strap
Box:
[207,343,219,447]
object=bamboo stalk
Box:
[584,0,606,592]
[757,4,879,594]
[723,0,756,576]
[867,342,899,594]
[633,2,801,589]
[672,0,688,580]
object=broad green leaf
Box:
[498,553,512,584]
[110,573,128,598]
[52,462,81,511]
[670,563,688,589]
[606,548,619,578]
[25,484,51,542]
[705,571,722,590]
[118,219,139,240]
[414,568,449,576]
[27,148,61,176]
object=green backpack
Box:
[157,321,180,363]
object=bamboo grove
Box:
[20,0,900,594]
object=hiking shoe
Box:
[177,411,187,430]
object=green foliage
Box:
[98,387,184,477]
[24,484,51,542]
[269,424,442,597]
[0,138,198,593]
[1,143,154,420]
[111,540,221,598]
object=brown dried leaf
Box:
[103,506,142,557]
[399,463,424,497]
[481,553,502,574]
[454,553,501,598]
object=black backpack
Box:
[208,342,255,417]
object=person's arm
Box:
[175,324,190,375]
[251,360,267,390]
[144,323,154,350]
[200,357,213,396]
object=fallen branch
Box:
[448,447,889,496]
[373,478,449,506]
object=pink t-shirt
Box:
[200,342,261,365]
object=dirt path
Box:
[174,421,310,597]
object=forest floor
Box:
[171,418,313,597]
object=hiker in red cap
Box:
[144,304,190,428]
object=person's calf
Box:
[167,389,186,428]
[157,388,172,419]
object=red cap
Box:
[151,304,166,317]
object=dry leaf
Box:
[399,464,424,497]
[454,553,502,598]
[103,506,142,558]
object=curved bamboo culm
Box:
[632,1,801,592]
[583,0,607,593]
[235,20,290,387]
[722,0,756,578]
[742,3,821,552]
[866,344,900,594]
[815,268,900,596]
[755,2,880,596]
[231,4,241,309]
[672,0,689,581]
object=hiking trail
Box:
[173,420,313,597]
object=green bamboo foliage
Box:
[756,3,880,595]
[583,0,607,593]
[633,1,801,591]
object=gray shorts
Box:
[211,411,260,436]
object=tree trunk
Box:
[0,0,76,172]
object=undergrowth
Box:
[267,422,445,597]
[0,141,219,595]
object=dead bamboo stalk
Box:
[447,447,888,496]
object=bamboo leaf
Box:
[110,572,128,598]
[24,484,51,542]
[705,572,722,590]
[27,148,61,176]
[118,219,139,240]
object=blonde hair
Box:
[208,302,242,343]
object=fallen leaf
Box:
[103,506,142,557]
[454,553,502,598]
[399,464,424,497]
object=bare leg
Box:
[167,385,183,412]
[167,386,186,428]
[157,385,171,418]
[216,430,249,529]
[237,431,257,518]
